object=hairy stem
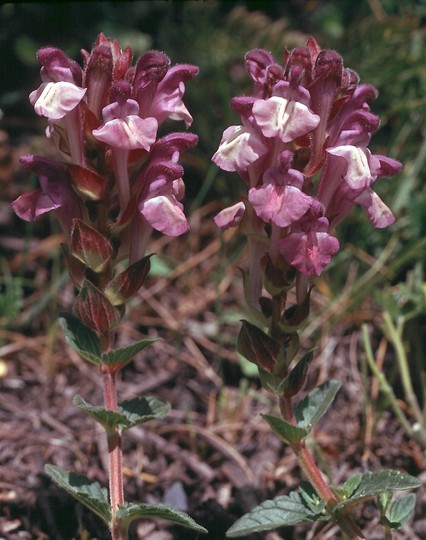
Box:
[279,395,366,539]
[102,366,127,540]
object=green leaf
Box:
[101,338,158,369]
[226,492,318,537]
[385,493,417,529]
[74,395,170,433]
[336,470,421,511]
[59,313,102,365]
[262,414,308,444]
[116,502,207,533]
[299,482,326,515]
[45,464,111,525]
[295,380,341,430]
[340,472,363,499]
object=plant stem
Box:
[382,312,424,428]
[279,395,366,540]
[102,365,127,540]
[361,324,417,441]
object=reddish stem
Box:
[279,395,366,539]
[102,366,126,539]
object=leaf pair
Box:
[45,465,207,534]
[227,470,420,537]
[74,394,170,434]
[263,380,341,444]
[59,312,157,369]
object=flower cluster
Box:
[12,33,198,336]
[212,38,401,287]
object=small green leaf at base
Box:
[299,482,326,515]
[74,395,170,433]
[295,380,341,430]
[335,469,421,512]
[385,493,417,529]
[226,491,319,537]
[262,414,308,444]
[116,502,207,533]
[45,464,111,525]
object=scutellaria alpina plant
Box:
[12,33,207,539]
[212,37,421,539]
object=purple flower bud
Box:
[12,157,81,238]
[149,64,199,127]
[37,47,82,85]
[133,51,171,117]
[84,44,113,118]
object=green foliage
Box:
[261,380,341,443]
[226,491,320,537]
[59,313,102,365]
[59,313,158,369]
[294,380,342,430]
[116,502,207,533]
[383,493,417,529]
[262,414,308,445]
[45,464,111,525]
[45,465,207,534]
[227,470,420,537]
[73,395,170,434]
[334,469,421,511]
[101,339,159,369]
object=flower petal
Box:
[214,202,246,229]
[139,195,189,236]
[93,116,158,150]
[12,189,58,221]
[326,145,375,190]
[279,229,339,276]
[355,189,395,228]
[30,82,86,120]
[249,182,313,228]
[252,96,319,142]
[212,125,268,172]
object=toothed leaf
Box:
[45,464,111,525]
[116,502,207,533]
[335,470,421,511]
[74,395,170,433]
[101,338,158,369]
[226,491,318,537]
